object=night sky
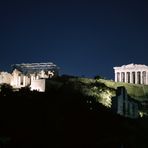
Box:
[0,0,148,79]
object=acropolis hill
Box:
[1,63,148,137]
[0,62,148,101]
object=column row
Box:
[115,71,148,85]
[17,76,27,86]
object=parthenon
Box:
[114,64,148,85]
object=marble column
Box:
[117,72,121,82]
[121,72,123,82]
[18,76,21,86]
[31,75,33,81]
[146,71,148,85]
[115,72,117,82]
[23,76,26,86]
[135,72,138,84]
[125,72,127,83]
[141,72,143,84]
[14,76,17,86]
[119,72,121,82]
[143,71,147,85]
[140,71,142,84]
[130,72,132,83]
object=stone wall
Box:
[0,67,57,91]
[0,72,12,84]
[112,87,139,118]
[30,79,45,92]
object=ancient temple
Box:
[114,64,148,85]
[0,62,59,91]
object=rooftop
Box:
[114,63,148,69]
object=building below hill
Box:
[114,63,148,85]
[0,62,59,92]
[112,87,139,118]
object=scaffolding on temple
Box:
[11,62,59,75]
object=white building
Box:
[114,63,148,85]
[0,62,59,92]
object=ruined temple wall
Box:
[0,66,57,90]
[30,79,45,92]
[10,74,31,88]
[112,87,139,118]
[0,72,12,84]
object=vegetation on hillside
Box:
[97,79,148,101]
[0,76,148,147]
[47,76,116,107]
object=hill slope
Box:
[49,76,148,102]
[97,79,148,101]
[0,76,148,147]
[0,85,148,147]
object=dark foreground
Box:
[0,90,148,148]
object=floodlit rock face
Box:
[98,90,113,107]
[0,62,59,91]
[82,85,114,108]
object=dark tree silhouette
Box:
[0,83,13,96]
[19,85,31,93]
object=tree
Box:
[94,75,102,79]
[94,75,105,80]
[19,86,31,94]
[0,83,13,96]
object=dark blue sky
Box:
[0,0,148,79]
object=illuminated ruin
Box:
[114,63,148,85]
[0,62,59,91]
